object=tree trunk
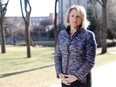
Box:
[25,12,31,58]
[0,1,6,53]
[101,1,107,54]
[54,0,58,48]
[20,0,31,58]
[96,0,107,54]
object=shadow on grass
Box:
[0,64,54,78]
[97,52,106,56]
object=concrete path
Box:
[92,61,116,87]
[49,61,116,87]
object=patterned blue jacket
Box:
[54,27,96,83]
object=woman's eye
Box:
[76,16,80,18]
[71,15,74,17]
[71,15,80,18]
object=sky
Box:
[6,0,55,17]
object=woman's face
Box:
[69,9,82,29]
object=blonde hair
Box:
[64,5,90,29]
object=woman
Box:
[54,5,96,87]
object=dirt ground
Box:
[0,66,60,87]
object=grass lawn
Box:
[0,46,116,75]
[0,46,54,74]
[0,46,116,87]
[94,47,116,68]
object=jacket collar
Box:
[66,26,85,37]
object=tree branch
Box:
[24,0,31,22]
[2,0,9,16]
[27,0,32,14]
[20,0,26,22]
[96,0,103,6]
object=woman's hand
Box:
[59,73,65,79]
[59,74,78,85]
[58,73,71,85]
[64,75,78,83]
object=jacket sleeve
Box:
[75,32,97,81]
[54,33,62,78]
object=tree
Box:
[96,0,107,54]
[87,0,103,47]
[54,0,58,47]
[87,0,98,32]
[0,0,9,53]
[107,0,116,42]
[5,17,25,45]
[20,0,32,58]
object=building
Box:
[4,13,54,43]
[30,13,54,40]
[31,13,54,29]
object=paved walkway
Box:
[49,61,116,87]
[92,61,116,87]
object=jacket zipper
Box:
[65,39,71,74]
[64,28,80,74]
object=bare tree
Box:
[107,0,116,42]
[5,17,25,45]
[54,0,58,47]
[0,0,9,53]
[20,0,32,58]
[96,0,107,54]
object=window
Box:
[33,22,36,25]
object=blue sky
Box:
[6,0,55,16]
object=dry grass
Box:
[0,46,54,74]
[0,46,116,87]
[94,47,116,68]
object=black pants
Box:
[62,72,91,87]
